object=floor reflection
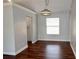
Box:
[46,45,62,59]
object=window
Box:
[46,18,59,34]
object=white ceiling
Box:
[3,0,8,2]
[4,0,72,13]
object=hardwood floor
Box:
[3,41,75,59]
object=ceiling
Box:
[3,0,72,13]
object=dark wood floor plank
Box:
[3,41,75,59]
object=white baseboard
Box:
[16,45,28,55]
[32,40,38,44]
[3,52,16,55]
[70,43,76,57]
[3,45,28,55]
[38,39,70,42]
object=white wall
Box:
[3,4,15,55]
[37,11,70,41]
[13,5,29,53]
[32,14,38,43]
[70,0,76,55]
[3,3,37,55]
[13,4,37,53]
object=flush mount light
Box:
[8,0,11,2]
[40,0,51,16]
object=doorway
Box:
[26,16,32,43]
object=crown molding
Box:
[3,2,36,14]
[14,3,36,14]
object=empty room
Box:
[3,0,76,59]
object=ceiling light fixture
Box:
[8,0,11,2]
[40,0,51,16]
